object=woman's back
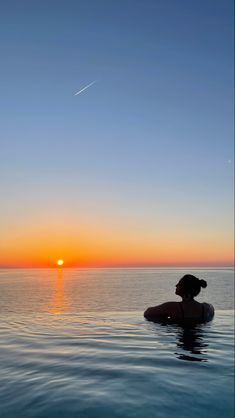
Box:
[144,274,215,324]
[144,300,214,323]
[177,301,214,322]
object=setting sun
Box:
[57,259,64,267]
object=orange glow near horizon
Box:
[0,213,233,268]
[0,237,233,268]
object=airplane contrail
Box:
[74,80,96,96]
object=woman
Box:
[144,274,214,323]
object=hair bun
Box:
[199,279,207,288]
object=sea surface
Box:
[0,268,234,418]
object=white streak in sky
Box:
[74,80,97,96]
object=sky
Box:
[0,0,234,268]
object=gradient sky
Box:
[1,0,234,267]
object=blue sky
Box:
[0,0,234,266]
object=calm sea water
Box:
[0,268,234,418]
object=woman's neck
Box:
[182,296,194,302]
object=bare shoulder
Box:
[202,302,215,321]
[144,301,179,319]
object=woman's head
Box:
[175,274,207,299]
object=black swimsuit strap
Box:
[201,303,205,321]
[179,302,205,322]
[178,302,184,320]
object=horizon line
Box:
[0,265,234,269]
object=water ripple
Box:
[0,269,234,418]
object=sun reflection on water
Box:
[49,269,66,315]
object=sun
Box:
[57,259,64,267]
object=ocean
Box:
[0,268,234,418]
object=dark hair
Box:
[180,274,207,297]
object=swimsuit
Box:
[178,302,205,322]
